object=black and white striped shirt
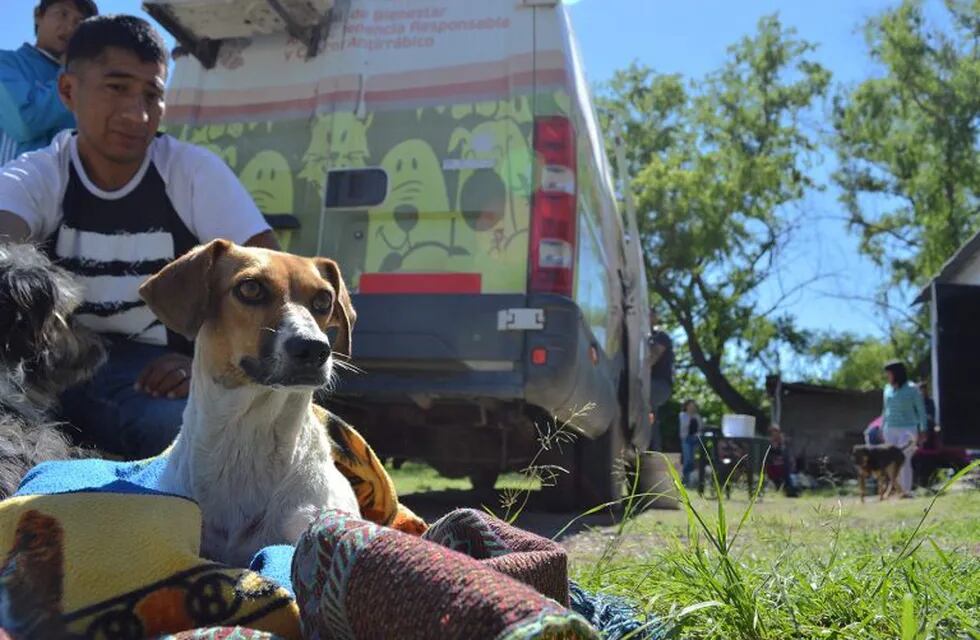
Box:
[0,130,270,348]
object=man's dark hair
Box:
[65,14,169,70]
[35,0,98,34]
[38,0,98,18]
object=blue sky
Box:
[1,0,936,341]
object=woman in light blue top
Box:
[882,360,926,496]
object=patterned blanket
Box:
[0,411,604,639]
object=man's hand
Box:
[136,352,193,399]
[0,212,30,243]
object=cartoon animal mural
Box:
[165,93,546,292]
[183,122,249,169]
[239,150,295,215]
[447,117,532,291]
[299,112,374,197]
[366,139,476,274]
[434,96,533,124]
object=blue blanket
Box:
[15,456,298,592]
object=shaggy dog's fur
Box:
[0,244,105,499]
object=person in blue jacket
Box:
[0,0,98,165]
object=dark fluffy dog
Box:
[0,244,106,499]
[852,444,905,502]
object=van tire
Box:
[576,408,627,509]
[539,442,579,512]
[469,469,500,497]
[539,408,627,513]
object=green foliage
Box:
[806,323,932,391]
[828,338,893,391]
[833,0,980,290]
[824,0,978,389]
[571,462,980,640]
[599,16,830,418]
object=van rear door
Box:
[308,2,541,395]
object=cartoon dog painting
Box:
[366,139,476,274]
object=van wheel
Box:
[539,441,579,512]
[539,410,627,513]
[576,409,627,509]
[469,469,499,497]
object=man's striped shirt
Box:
[0,130,270,348]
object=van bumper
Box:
[331,293,619,439]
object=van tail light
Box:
[529,116,577,297]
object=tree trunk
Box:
[691,345,768,426]
[656,282,768,425]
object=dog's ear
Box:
[314,257,355,358]
[139,239,231,339]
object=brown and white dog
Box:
[139,239,360,566]
[852,444,905,502]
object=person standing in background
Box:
[765,424,799,497]
[918,381,937,444]
[0,0,97,165]
[647,309,674,451]
[679,400,701,486]
[882,360,927,497]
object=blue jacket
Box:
[0,44,76,165]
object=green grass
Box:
[387,461,539,495]
[571,464,980,640]
[392,460,980,639]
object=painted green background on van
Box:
[166,89,613,351]
[170,95,546,294]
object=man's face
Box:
[35,1,86,58]
[59,47,167,165]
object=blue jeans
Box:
[681,433,699,482]
[59,338,186,459]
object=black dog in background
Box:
[0,244,106,499]
[852,444,905,502]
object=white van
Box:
[147,0,655,507]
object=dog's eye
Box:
[310,291,333,315]
[235,279,267,304]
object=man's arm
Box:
[0,139,63,239]
[0,58,75,143]
[0,211,30,242]
[243,229,281,251]
[176,143,276,249]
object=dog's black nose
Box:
[284,336,331,367]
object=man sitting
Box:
[765,424,799,497]
[0,15,278,458]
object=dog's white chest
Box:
[162,395,360,566]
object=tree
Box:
[807,332,910,391]
[833,0,980,300]
[829,0,978,381]
[599,16,830,421]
